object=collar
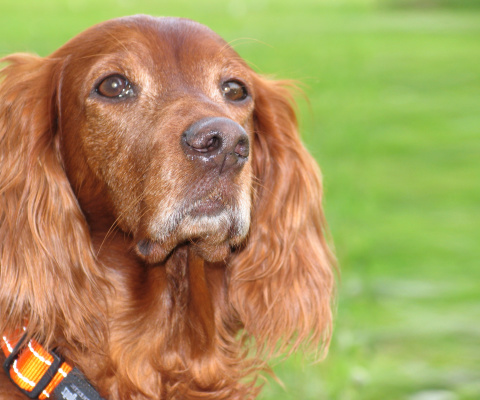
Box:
[2,328,105,400]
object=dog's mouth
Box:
[135,191,251,264]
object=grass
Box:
[1,1,479,399]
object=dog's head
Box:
[52,16,259,262]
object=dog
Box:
[0,15,334,400]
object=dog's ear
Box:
[229,76,335,357]
[0,54,106,348]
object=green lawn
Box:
[1,1,479,399]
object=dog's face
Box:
[56,16,255,263]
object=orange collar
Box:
[2,328,73,399]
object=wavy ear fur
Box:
[229,76,335,357]
[0,54,106,349]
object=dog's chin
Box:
[136,237,232,264]
[135,212,250,264]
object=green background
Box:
[1,0,479,399]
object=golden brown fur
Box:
[0,15,334,400]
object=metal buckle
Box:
[3,333,64,399]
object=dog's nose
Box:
[181,117,249,173]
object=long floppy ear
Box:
[0,54,106,349]
[229,76,335,357]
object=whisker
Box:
[96,192,145,256]
[103,29,131,54]
[225,37,273,50]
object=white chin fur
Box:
[149,190,251,246]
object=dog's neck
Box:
[76,229,234,397]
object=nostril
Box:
[183,131,222,154]
[205,136,221,153]
[234,138,249,159]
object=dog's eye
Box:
[96,75,134,99]
[221,80,248,102]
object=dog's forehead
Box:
[63,15,232,60]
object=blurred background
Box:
[1,0,478,399]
